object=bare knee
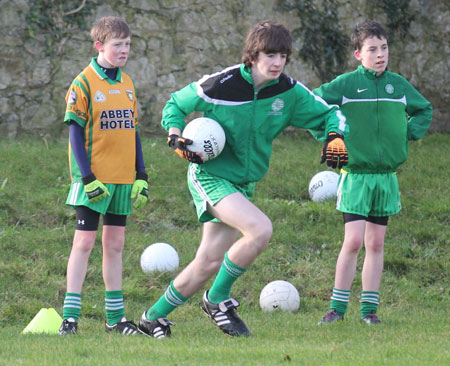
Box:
[246,216,273,253]
[365,240,384,253]
[73,232,96,253]
[193,254,223,277]
[103,237,125,255]
[258,218,273,245]
[342,236,363,254]
[102,227,126,255]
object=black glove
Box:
[320,132,348,169]
[167,134,203,164]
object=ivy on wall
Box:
[22,0,97,56]
[276,0,414,83]
[276,0,349,83]
[376,0,414,42]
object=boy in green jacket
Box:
[138,20,348,338]
[315,21,432,325]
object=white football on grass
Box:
[308,171,339,202]
[260,280,300,312]
[140,243,179,273]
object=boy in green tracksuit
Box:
[315,21,432,325]
[137,20,348,338]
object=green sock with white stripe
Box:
[360,291,379,317]
[146,281,188,320]
[105,290,125,325]
[207,252,247,304]
[330,287,351,316]
[63,292,82,321]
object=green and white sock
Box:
[360,291,379,317]
[146,281,188,320]
[105,290,125,325]
[330,287,351,316]
[63,292,82,322]
[207,252,247,304]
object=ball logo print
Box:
[259,280,300,312]
[140,243,179,273]
[308,171,339,202]
[182,117,226,161]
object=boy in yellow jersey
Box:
[59,16,148,335]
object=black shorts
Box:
[343,213,389,226]
[75,205,127,231]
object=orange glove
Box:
[167,134,203,164]
[320,132,348,169]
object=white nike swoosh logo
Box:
[357,88,368,93]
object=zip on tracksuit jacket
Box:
[312,65,432,173]
[162,63,347,185]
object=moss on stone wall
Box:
[0,0,447,137]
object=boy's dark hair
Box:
[90,16,131,45]
[351,21,387,50]
[242,20,292,68]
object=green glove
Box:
[82,173,110,203]
[131,172,149,209]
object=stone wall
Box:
[0,0,448,138]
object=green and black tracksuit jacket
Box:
[162,63,347,185]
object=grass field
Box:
[0,131,449,365]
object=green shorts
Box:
[187,164,256,223]
[336,172,401,217]
[66,182,132,215]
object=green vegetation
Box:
[23,0,97,56]
[376,0,415,42]
[0,132,449,365]
[276,0,350,82]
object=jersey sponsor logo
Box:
[268,98,284,115]
[385,84,394,94]
[67,105,87,119]
[220,74,233,84]
[99,109,135,130]
[68,89,77,104]
[109,89,121,94]
[357,88,368,93]
[126,89,134,101]
[94,90,107,102]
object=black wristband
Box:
[328,132,344,140]
[82,173,96,185]
[167,134,179,148]
[136,171,148,181]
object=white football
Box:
[308,170,339,202]
[140,243,179,274]
[259,280,300,313]
[182,117,226,162]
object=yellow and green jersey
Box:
[64,57,138,184]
